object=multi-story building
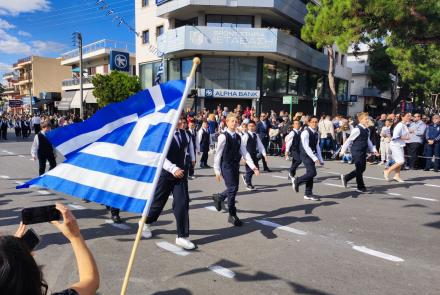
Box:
[59,39,136,115]
[1,71,21,113]
[12,56,71,113]
[135,0,352,115]
[347,44,395,117]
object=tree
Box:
[0,83,4,95]
[301,0,363,116]
[92,71,142,107]
[367,43,396,92]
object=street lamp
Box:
[72,32,84,119]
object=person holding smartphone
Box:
[0,203,100,295]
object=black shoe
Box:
[205,164,211,168]
[434,169,439,172]
[423,168,430,171]
[293,177,299,193]
[246,184,254,191]
[341,174,348,188]
[264,168,272,172]
[356,187,367,193]
[111,215,123,224]
[212,194,222,211]
[228,215,242,226]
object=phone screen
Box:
[21,229,41,251]
[21,205,61,225]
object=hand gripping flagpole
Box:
[120,57,201,295]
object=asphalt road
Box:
[1,133,439,295]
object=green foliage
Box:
[367,43,395,91]
[301,0,362,53]
[92,71,142,108]
[0,83,5,95]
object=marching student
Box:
[340,112,379,193]
[293,116,324,201]
[256,112,272,172]
[384,112,411,182]
[187,121,197,179]
[143,118,196,250]
[182,118,196,202]
[240,120,267,190]
[212,113,260,226]
[285,119,302,184]
[31,120,57,176]
[197,120,211,168]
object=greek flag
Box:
[18,79,192,214]
[154,58,164,85]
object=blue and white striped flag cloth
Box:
[154,58,164,85]
[18,79,192,214]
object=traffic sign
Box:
[292,96,299,104]
[282,96,292,104]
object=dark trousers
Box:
[424,143,440,171]
[345,154,367,189]
[200,149,209,167]
[406,142,421,169]
[107,207,120,217]
[34,124,41,134]
[245,155,259,185]
[147,173,189,238]
[296,156,317,196]
[220,163,240,216]
[15,127,21,138]
[289,151,301,177]
[261,137,269,170]
[1,128,7,140]
[38,154,57,176]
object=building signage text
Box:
[199,88,260,99]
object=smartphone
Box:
[21,205,61,225]
[21,229,41,251]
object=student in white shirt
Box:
[384,113,412,182]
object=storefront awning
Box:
[85,90,97,104]
[70,90,88,109]
[58,91,75,111]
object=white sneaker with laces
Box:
[142,224,152,239]
[175,237,196,250]
[304,195,320,201]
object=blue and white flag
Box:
[18,79,192,215]
[154,58,164,85]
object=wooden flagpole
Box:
[120,57,200,295]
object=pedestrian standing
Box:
[423,114,440,172]
[340,112,379,193]
[379,119,393,165]
[212,114,260,226]
[1,116,9,140]
[31,121,57,175]
[142,118,196,250]
[293,116,324,201]
[197,121,211,168]
[406,113,426,169]
[187,121,197,179]
[31,114,41,134]
[240,121,267,190]
[285,119,302,184]
[384,113,412,182]
[14,117,22,138]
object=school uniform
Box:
[340,124,377,191]
[241,131,266,188]
[424,123,440,171]
[390,122,409,165]
[293,127,323,199]
[187,128,197,177]
[285,128,302,178]
[31,131,57,175]
[213,129,256,225]
[0,119,9,140]
[256,120,271,171]
[14,120,22,138]
[197,127,211,168]
[146,130,192,238]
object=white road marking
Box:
[18,155,25,158]
[425,184,440,188]
[156,241,190,256]
[272,175,286,179]
[104,219,131,230]
[322,182,345,188]
[412,196,438,202]
[0,175,10,179]
[363,176,385,181]
[205,206,218,212]
[37,190,51,195]
[5,151,14,155]
[208,265,236,279]
[14,181,24,185]
[387,192,402,196]
[352,245,404,262]
[323,171,340,175]
[68,204,86,210]
[255,220,307,235]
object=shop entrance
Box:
[203,98,253,112]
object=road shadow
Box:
[151,289,192,295]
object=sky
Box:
[0,0,135,77]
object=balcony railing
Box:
[62,76,94,87]
[17,56,31,64]
[61,39,130,60]
[18,73,32,81]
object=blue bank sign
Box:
[110,51,130,72]
[199,88,260,99]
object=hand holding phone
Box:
[21,228,41,251]
[50,203,81,241]
[21,205,61,225]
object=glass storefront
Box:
[201,57,229,89]
[229,57,257,90]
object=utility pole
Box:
[72,32,84,119]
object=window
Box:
[141,0,148,7]
[206,15,253,28]
[168,59,181,80]
[142,30,149,44]
[139,63,153,89]
[275,63,288,94]
[206,15,222,27]
[175,18,198,28]
[182,58,195,81]
[296,69,307,96]
[335,51,339,64]
[229,57,257,89]
[262,59,276,93]
[201,57,229,89]
[288,67,299,95]
[341,54,345,66]
[156,26,164,39]
[236,16,253,28]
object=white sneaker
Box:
[142,224,152,239]
[393,177,405,183]
[175,237,196,250]
[304,195,320,201]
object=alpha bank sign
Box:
[199,88,260,99]
[110,50,130,72]
[156,0,172,5]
